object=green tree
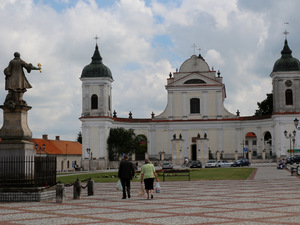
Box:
[107,127,136,161]
[76,131,82,144]
[134,134,147,154]
[254,93,273,116]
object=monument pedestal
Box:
[0,142,35,158]
[0,105,35,157]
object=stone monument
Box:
[0,52,41,158]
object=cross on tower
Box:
[283,22,289,39]
[94,35,100,44]
[283,29,290,39]
[198,48,201,55]
[191,44,197,55]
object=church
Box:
[79,37,300,169]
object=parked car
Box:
[217,160,233,167]
[231,158,250,167]
[162,162,173,169]
[205,160,219,168]
[287,155,300,165]
[190,160,202,168]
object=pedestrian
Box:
[118,155,135,199]
[140,158,159,200]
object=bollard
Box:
[56,183,64,203]
[73,180,81,199]
[87,179,94,196]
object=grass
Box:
[56,168,255,184]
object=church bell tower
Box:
[270,38,300,113]
[80,42,113,117]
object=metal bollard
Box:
[291,167,296,176]
[87,179,94,196]
[56,183,64,203]
[73,179,81,199]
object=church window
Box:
[190,98,200,114]
[91,94,98,109]
[184,79,206,84]
[108,95,111,111]
[285,89,293,105]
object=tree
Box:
[254,93,273,116]
[76,131,82,144]
[107,127,136,161]
[134,134,148,154]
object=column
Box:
[203,91,207,119]
[183,130,188,157]
[216,150,220,160]
[217,91,222,119]
[182,92,187,119]
[168,92,173,119]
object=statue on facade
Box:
[3,52,41,108]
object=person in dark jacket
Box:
[118,155,135,199]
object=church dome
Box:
[81,44,113,78]
[179,54,210,72]
[272,39,300,72]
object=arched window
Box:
[190,98,200,114]
[108,95,111,111]
[285,89,293,105]
[184,79,206,84]
[91,94,98,109]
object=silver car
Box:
[217,160,233,167]
[205,160,219,168]
[162,162,173,169]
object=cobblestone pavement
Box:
[0,166,300,225]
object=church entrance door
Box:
[191,144,197,160]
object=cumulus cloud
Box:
[0,0,300,141]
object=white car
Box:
[162,162,173,169]
[217,160,233,167]
[205,160,219,168]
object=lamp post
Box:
[284,130,296,156]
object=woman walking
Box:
[140,159,159,200]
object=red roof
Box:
[246,132,257,138]
[30,138,82,155]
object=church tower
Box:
[80,42,113,161]
[271,38,300,113]
[80,44,113,117]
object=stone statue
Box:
[3,52,41,107]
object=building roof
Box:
[179,54,210,72]
[81,44,113,79]
[272,39,300,72]
[30,135,82,155]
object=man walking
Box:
[118,155,135,199]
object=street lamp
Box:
[284,130,296,156]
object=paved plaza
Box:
[0,165,300,225]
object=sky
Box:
[0,0,300,141]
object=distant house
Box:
[30,135,82,172]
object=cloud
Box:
[0,0,300,141]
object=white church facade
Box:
[80,38,300,168]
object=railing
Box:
[0,156,57,187]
